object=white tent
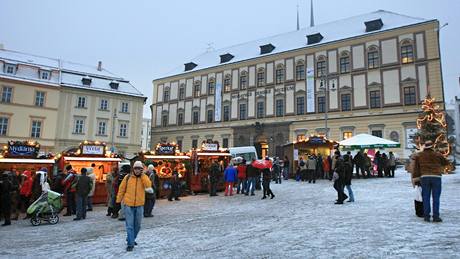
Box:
[339,133,400,149]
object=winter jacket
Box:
[388,155,396,167]
[224,166,237,182]
[87,168,97,197]
[209,163,220,182]
[63,171,77,192]
[262,168,272,180]
[353,153,364,166]
[307,158,316,170]
[20,171,33,197]
[413,149,449,178]
[246,164,259,178]
[299,159,307,171]
[76,175,92,197]
[237,164,247,179]
[116,173,152,207]
[322,158,330,172]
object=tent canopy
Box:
[339,133,400,149]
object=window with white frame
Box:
[179,84,185,100]
[339,52,350,73]
[223,105,230,122]
[35,91,45,107]
[207,79,215,95]
[343,131,353,140]
[295,62,305,80]
[275,66,285,84]
[119,122,128,137]
[224,75,231,92]
[77,96,86,108]
[276,99,284,117]
[0,117,8,136]
[1,86,13,103]
[5,64,16,74]
[296,96,305,115]
[256,101,265,118]
[239,103,247,120]
[367,46,379,69]
[178,113,184,126]
[401,40,414,64]
[39,70,50,80]
[74,118,85,134]
[207,109,214,123]
[316,56,327,77]
[163,88,170,102]
[257,69,265,86]
[193,111,199,124]
[31,120,42,138]
[97,121,107,135]
[240,72,248,90]
[100,99,108,110]
[121,102,129,113]
[194,82,201,97]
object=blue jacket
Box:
[224,166,237,182]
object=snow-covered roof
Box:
[339,133,400,149]
[158,10,434,80]
[0,49,144,98]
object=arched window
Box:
[275,64,285,84]
[163,87,170,102]
[339,51,350,73]
[207,78,215,95]
[224,74,231,92]
[316,56,327,77]
[179,84,185,100]
[400,39,414,64]
[367,46,379,69]
[295,61,305,80]
[193,81,201,98]
[239,71,248,90]
[257,68,265,86]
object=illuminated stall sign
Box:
[201,141,219,151]
[5,141,40,158]
[156,144,176,155]
[81,144,105,156]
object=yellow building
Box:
[0,48,146,156]
[150,10,445,159]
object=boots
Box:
[106,207,113,217]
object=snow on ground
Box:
[1,168,460,259]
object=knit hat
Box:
[147,164,154,170]
[133,161,144,169]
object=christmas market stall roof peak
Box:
[339,134,400,149]
[157,10,433,80]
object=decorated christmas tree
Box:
[415,95,451,157]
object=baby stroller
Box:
[27,190,63,226]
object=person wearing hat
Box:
[116,161,153,251]
[413,140,449,222]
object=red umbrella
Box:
[252,159,272,169]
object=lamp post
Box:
[111,108,117,153]
[318,76,336,138]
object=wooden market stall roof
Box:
[63,157,122,162]
[144,155,190,160]
[196,152,232,156]
[0,158,55,164]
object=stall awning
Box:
[197,152,232,156]
[63,157,122,162]
[144,155,190,160]
[0,158,55,164]
[339,133,400,149]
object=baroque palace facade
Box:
[0,48,146,156]
[151,10,445,159]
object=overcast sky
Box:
[1,0,458,117]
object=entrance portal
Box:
[254,134,269,159]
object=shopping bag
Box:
[414,186,422,202]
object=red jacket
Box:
[20,171,33,197]
[237,164,247,179]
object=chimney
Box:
[97,61,102,71]
[0,43,4,50]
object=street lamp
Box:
[318,76,336,138]
[111,108,117,153]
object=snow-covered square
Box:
[1,167,459,258]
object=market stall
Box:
[283,135,337,177]
[57,141,121,204]
[139,143,190,198]
[190,140,232,193]
[0,140,55,175]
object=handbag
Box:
[414,186,423,202]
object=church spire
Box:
[310,0,315,27]
[296,4,300,30]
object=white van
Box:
[229,146,258,163]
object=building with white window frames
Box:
[0,47,146,156]
[150,10,446,159]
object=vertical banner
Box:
[215,82,222,121]
[306,67,315,113]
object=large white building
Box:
[0,48,146,156]
[150,10,445,159]
[141,118,151,151]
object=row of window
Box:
[0,118,42,138]
[1,86,46,107]
[160,86,417,127]
[166,138,229,151]
[2,63,51,80]
[161,41,416,101]
[76,96,129,113]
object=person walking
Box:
[273,158,282,184]
[168,171,181,201]
[114,165,130,221]
[86,165,97,212]
[0,172,12,226]
[19,170,33,217]
[332,151,348,204]
[236,160,247,194]
[413,140,449,222]
[209,160,220,196]
[63,165,77,216]
[388,152,396,178]
[323,156,331,180]
[261,159,275,199]
[105,168,116,217]
[299,157,307,182]
[363,153,372,178]
[283,156,290,180]
[224,163,237,196]
[116,161,153,251]
[343,152,355,202]
[144,165,157,217]
[353,151,364,179]
[74,168,92,221]
[245,158,258,196]
[307,155,317,183]
[374,151,382,177]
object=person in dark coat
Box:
[209,160,220,196]
[0,172,12,226]
[168,171,181,201]
[353,151,365,179]
[343,152,355,202]
[273,158,282,184]
[381,153,389,177]
[74,168,92,220]
[332,151,348,204]
[245,158,259,196]
[63,165,77,216]
[52,170,66,194]
[374,151,383,177]
[261,159,275,199]
[283,156,290,180]
[144,164,156,217]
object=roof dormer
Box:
[82,75,92,86]
[364,18,383,32]
[110,80,119,89]
[184,62,198,72]
[306,33,323,45]
[220,53,234,63]
[260,43,276,55]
